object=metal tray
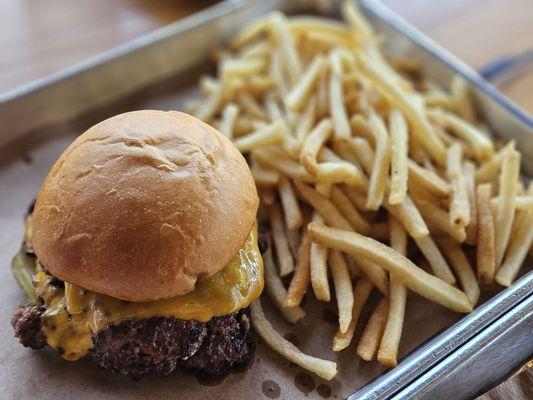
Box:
[0,1,531,399]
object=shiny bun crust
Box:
[31,110,259,302]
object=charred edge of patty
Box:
[12,300,254,379]
[11,305,47,349]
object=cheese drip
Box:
[34,225,263,361]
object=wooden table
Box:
[1,0,531,114]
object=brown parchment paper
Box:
[0,81,469,400]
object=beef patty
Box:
[12,304,254,379]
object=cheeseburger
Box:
[11,110,263,378]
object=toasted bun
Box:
[32,110,258,302]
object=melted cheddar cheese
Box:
[33,225,263,361]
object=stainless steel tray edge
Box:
[393,293,533,400]
[349,271,533,400]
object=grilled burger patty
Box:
[12,303,254,378]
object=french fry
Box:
[447,143,470,228]
[251,300,337,380]
[269,202,295,276]
[310,214,331,301]
[354,257,389,297]
[316,162,364,187]
[357,298,389,361]
[278,177,304,230]
[388,109,409,205]
[378,216,408,367]
[333,277,374,351]
[330,186,370,234]
[366,112,391,210]
[340,184,369,213]
[490,196,533,212]
[414,235,456,284]
[463,161,478,245]
[496,208,533,286]
[294,181,353,231]
[219,103,240,140]
[254,147,316,183]
[286,56,324,110]
[476,183,495,285]
[316,182,332,197]
[195,82,223,122]
[408,160,451,198]
[329,250,355,333]
[475,140,514,183]
[252,164,280,187]
[308,222,472,313]
[384,195,429,238]
[284,227,312,307]
[263,246,306,324]
[494,150,520,267]
[415,200,466,243]
[238,90,268,120]
[287,228,301,261]
[356,53,447,165]
[234,119,285,152]
[300,118,333,174]
[296,98,317,143]
[346,136,374,174]
[496,183,533,285]
[329,50,351,139]
[437,237,480,306]
[428,108,493,160]
[450,76,476,122]
[271,11,302,84]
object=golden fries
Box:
[414,235,456,284]
[407,160,451,198]
[447,144,470,228]
[251,300,337,380]
[494,150,520,267]
[309,223,472,313]
[428,108,493,160]
[357,298,389,361]
[496,184,533,286]
[286,56,324,110]
[294,181,353,231]
[278,177,304,230]
[329,50,351,139]
[329,251,355,333]
[463,161,478,245]
[378,217,407,367]
[234,119,285,152]
[476,183,496,285]
[284,227,312,307]
[388,109,409,204]
[310,236,331,301]
[194,1,530,378]
[437,237,480,306]
[330,186,370,234]
[366,112,391,210]
[269,202,295,276]
[333,277,374,351]
[300,118,333,174]
[263,246,306,324]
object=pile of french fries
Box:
[189,0,532,381]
